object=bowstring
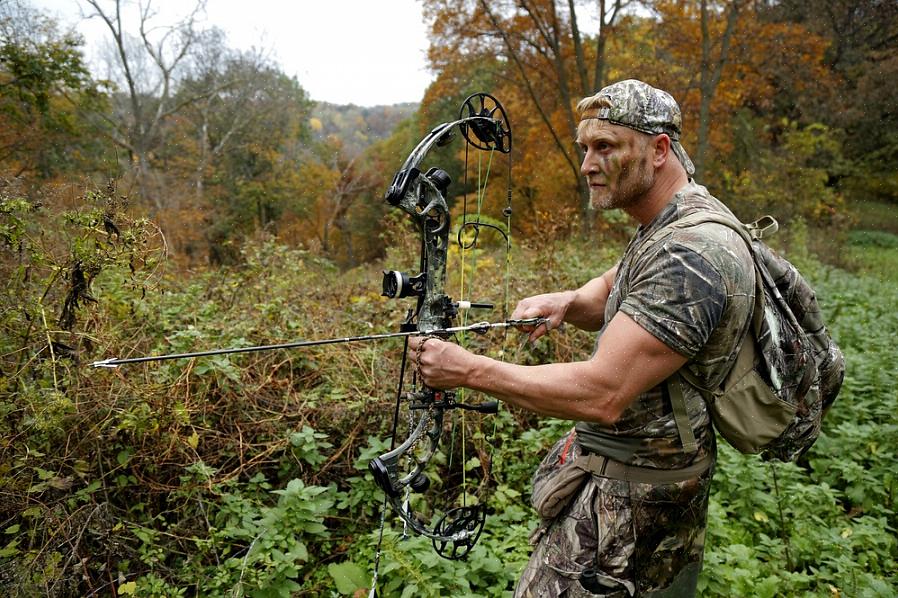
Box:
[455,137,504,511]
[454,141,471,507]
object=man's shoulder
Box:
[664,185,753,278]
[673,181,729,214]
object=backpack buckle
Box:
[747,216,779,240]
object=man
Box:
[409,79,755,596]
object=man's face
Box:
[576,119,654,211]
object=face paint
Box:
[581,126,654,211]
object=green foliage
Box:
[2,178,896,596]
[846,230,898,249]
[702,247,898,596]
[843,229,898,286]
[0,7,90,113]
[0,2,109,177]
[723,121,848,228]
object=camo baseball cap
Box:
[581,79,695,176]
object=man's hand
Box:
[511,266,619,342]
[408,336,479,390]
[510,291,575,342]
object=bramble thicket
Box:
[1,0,897,596]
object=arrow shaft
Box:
[90,318,546,368]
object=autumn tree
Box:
[0,1,106,179]
[288,139,377,265]
[647,2,834,186]
[424,0,639,233]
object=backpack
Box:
[643,212,845,462]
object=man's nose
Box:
[580,150,596,176]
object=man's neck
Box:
[625,170,690,226]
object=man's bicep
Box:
[589,311,687,421]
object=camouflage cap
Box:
[583,79,695,176]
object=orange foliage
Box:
[423,0,601,235]
[422,0,839,228]
[638,1,834,172]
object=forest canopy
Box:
[1,0,895,262]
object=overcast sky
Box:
[29,0,435,106]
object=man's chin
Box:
[589,189,615,210]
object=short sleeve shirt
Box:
[576,182,755,469]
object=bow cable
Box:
[453,98,514,528]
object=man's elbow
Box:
[583,390,629,426]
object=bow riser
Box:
[418,179,453,332]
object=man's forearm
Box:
[454,308,686,425]
[564,265,618,331]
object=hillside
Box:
[309,102,418,157]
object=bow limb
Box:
[368,390,489,556]
[369,392,444,498]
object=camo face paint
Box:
[577,119,654,211]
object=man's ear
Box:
[652,134,672,167]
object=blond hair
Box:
[576,94,612,119]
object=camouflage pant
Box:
[515,437,714,597]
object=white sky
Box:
[29,0,435,106]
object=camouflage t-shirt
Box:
[576,182,755,469]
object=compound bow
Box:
[370,92,515,560]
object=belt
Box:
[575,451,714,485]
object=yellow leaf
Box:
[841,527,853,538]
[118,581,137,595]
[753,511,769,522]
[187,431,199,449]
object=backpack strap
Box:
[630,210,777,453]
[667,374,698,454]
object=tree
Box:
[84,0,212,211]
[695,0,741,179]
[299,140,378,264]
[176,43,305,202]
[648,1,834,188]
[764,0,898,202]
[81,0,317,261]
[0,0,105,178]
[193,68,312,264]
[424,0,638,233]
